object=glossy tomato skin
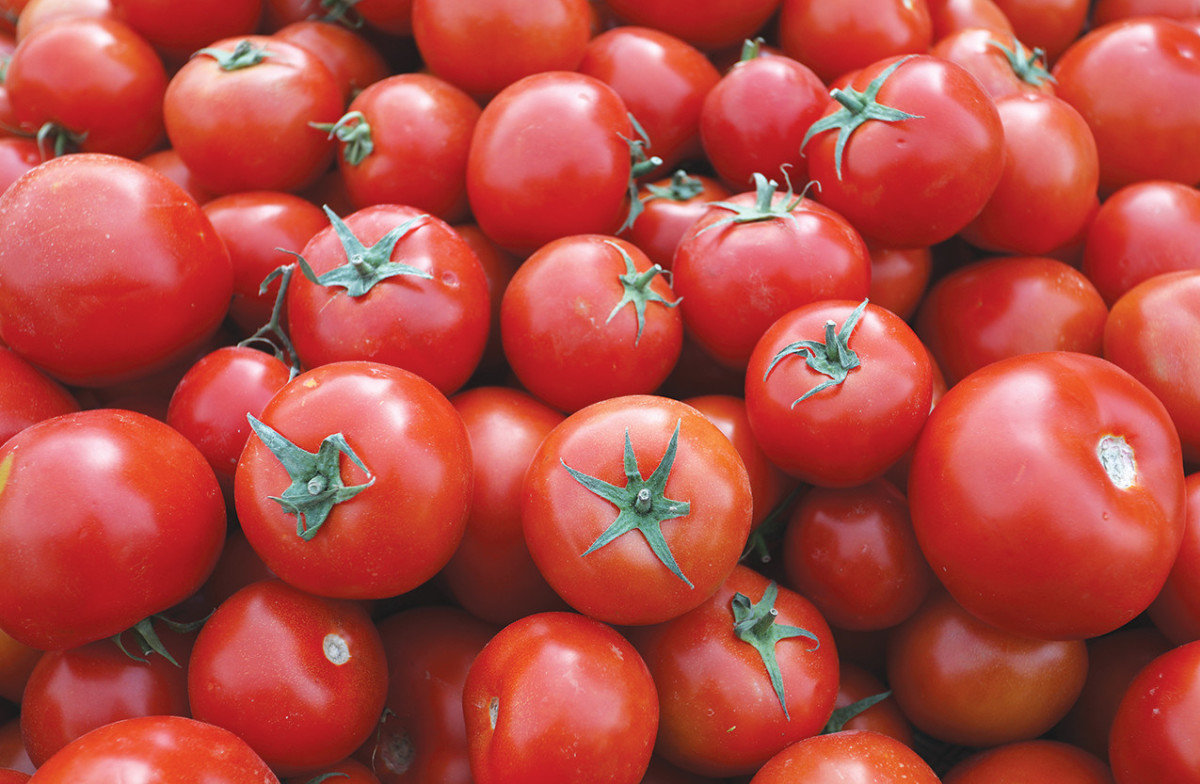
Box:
[235,361,473,600]
[466,71,633,255]
[745,300,933,488]
[500,234,683,413]
[748,730,939,784]
[832,662,914,746]
[624,173,730,271]
[0,154,233,388]
[1149,473,1200,643]
[777,0,934,84]
[908,351,1186,640]
[929,27,1056,100]
[631,565,839,777]
[0,345,78,445]
[990,0,1088,60]
[887,591,1089,748]
[109,0,260,63]
[1109,640,1200,783]
[601,0,780,51]
[187,579,388,776]
[866,244,932,322]
[0,409,226,651]
[522,395,752,626]
[163,36,343,195]
[942,740,1114,784]
[462,611,658,784]
[285,204,491,396]
[804,54,1005,249]
[271,20,390,104]
[927,0,1014,40]
[26,715,280,784]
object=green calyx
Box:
[246,414,375,541]
[285,205,433,297]
[823,691,893,734]
[731,581,820,720]
[740,37,766,62]
[695,169,813,237]
[603,240,681,346]
[239,264,301,379]
[316,0,364,28]
[985,37,1056,88]
[643,169,705,203]
[618,112,664,234]
[311,111,374,166]
[303,774,350,784]
[763,298,869,407]
[34,121,86,160]
[112,613,208,668]
[193,39,274,70]
[800,55,924,180]
[562,420,694,587]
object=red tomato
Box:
[623,171,730,271]
[272,19,391,103]
[26,715,280,784]
[0,409,225,651]
[866,244,932,322]
[0,345,78,445]
[461,611,658,784]
[926,0,1014,40]
[942,740,1114,784]
[601,0,781,51]
[1149,473,1200,643]
[234,361,473,600]
[831,662,914,746]
[285,758,379,784]
[908,351,1187,640]
[886,591,1089,747]
[0,153,233,387]
[0,137,40,194]
[163,35,343,195]
[632,565,839,777]
[802,54,1006,249]
[450,222,520,374]
[1109,640,1200,783]
[929,27,1057,100]
[777,0,933,84]
[914,255,1108,387]
[109,0,260,63]
[1052,17,1200,191]
[0,628,40,705]
[500,234,683,413]
[1092,0,1200,25]
[749,730,939,784]
[990,0,1089,60]
[522,394,752,625]
[187,579,388,776]
[138,148,215,205]
[745,299,933,487]
[13,0,112,42]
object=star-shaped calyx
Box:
[763,298,869,407]
[603,240,681,345]
[985,37,1056,89]
[694,169,814,237]
[285,206,433,297]
[561,420,694,587]
[247,414,375,540]
[731,581,820,720]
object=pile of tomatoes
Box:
[0,0,1199,782]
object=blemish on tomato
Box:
[0,453,12,496]
[323,633,351,665]
[1098,434,1137,490]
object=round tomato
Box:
[942,740,1114,784]
[601,0,780,51]
[108,0,260,63]
[623,171,730,271]
[777,0,933,84]
[928,27,1056,100]
[749,730,938,784]
[0,345,78,446]
[1109,640,1200,783]
[927,0,1014,40]
[1149,472,1200,644]
[990,0,1088,60]
[271,19,390,103]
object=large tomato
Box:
[749,730,939,784]
[908,351,1187,640]
[1108,640,1200,783]
[0,346,78,445]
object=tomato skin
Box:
[522,395,752,626]
[624,173,730,271]
[1092,0,1200,25]
[990,0,1088,60]
[109,0,260,63]
[26,715,280,784]
[929,27,1056,100]
[0,153,233,388]
[466,71,634,255]
[632,565,839,777]
[908,351,1186,640]
[926,0,1014,40]
[188,579,388,776]
[0,345,78,446]
[601,0,781,51]
[1109,640,1200,783]
[0,409,226,651]
[271,20,391,104]
[234,361,473,600]
[866,245,931,322]
[748,730,939,784]
[942,740,1114,784]
[1149,473,1200,643]
[833,662,914,746]
[777,0,934,84]
[462,611,658,784]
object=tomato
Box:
[777,0,933,84]
[1052,17,1200,191]
[5,16,165,158]
[745,299,933,488]
[138,148,215,205]
[831,662,913,746]
[522,394,752,625]
[0,137,40,194]
[926,0,1014,40]
[466,71,635,255]
[500,234,683,413]
[1092,0,1200,26]
[449,222,520,374]
[462,611,658,784]
[802,54,1005,249]
[26,715,280,784]
[1109,640,1200,783]
[749,730,939,784]
[163,35,343,195]
[411,0,590,98]
[942,740,1114,784]
[0,409,225,651]
[1082,180,1200,306]
[13,0,112,40]
[235,361,473,600]
[0,628,39,705]
[357,606,497,784]
[285,758,379,784]
[271,19,391,103]
[623,171,731,271]
[108,0,260,63]
[929,28,1056,100]
[284,204,491,396]
[188,579,387,776]
[914,256,1108,387]
[886,590,1089,747]
[781,478,934,631]
[578,26,720,175]
[440,387,569,625]
[0,345,78,446]
[990,0,1089,60]
[866,245,932,322]
[671,175,871,370]
[601,0,781,51]
[908,351,1186,640]
[1149,473,1200,643]
[0,152,232,386]
[0,770,27,784]
[0,720,33,777]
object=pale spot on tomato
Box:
[323,633,351,665]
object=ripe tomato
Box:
[0,345,78,445]
[1148,472,1200,644]
[234,361,473,600]
[108,0,260,63]
[601,0,780,51]
[0,409,225,651]
[908,351,1186,640]
[831,662,913,746]
[749,730,939,784]
[929,27,1056,100]
[188,579,388,776]
[0,153,233,387]
[623,171,730,271]
[777,0,934,84]
[990,0,1088,59]
[271,19,390,103]
[942,740,1113,784]
[522,394,752,625]
[867,244,932,322]
[1109,640,1200,783]
[462,611,658,784]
